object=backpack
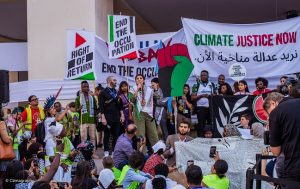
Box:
[35,120,46,145]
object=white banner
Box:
[182,17,300,78]
[95,29,187,87]
[175,138,272,189]
[0,43,28,71]
[108,15,138,59]
[65,30,95,80]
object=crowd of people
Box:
[0,70,300,189]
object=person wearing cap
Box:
[143,141,167,176]
[98,168,117,189]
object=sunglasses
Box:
[31,98,39,102]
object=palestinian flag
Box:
[157,39,193,97]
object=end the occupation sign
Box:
[108,15,139,59]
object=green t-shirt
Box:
[202,174,229,189]
[75,95,96,124]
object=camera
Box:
[264,130,270,145]
[136,135,145,143]
[279,77,298,96]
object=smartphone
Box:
[187,160,194,167]
[57,182,68,189]
[209,146,217,158]
[32,154,39,167]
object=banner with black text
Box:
[182,17,300,78]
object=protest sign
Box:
[66,30,95,80]
[108,15,139,59]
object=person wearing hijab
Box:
[98,169,117,189]
[251,122,264,138]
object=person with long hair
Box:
[0,109,13,188]
[234,80,251,95]
[118,81,133,130]
[253,77,271,95]
[3,160,24,189]
[71,161,98,189]
[172,84,193,125]
[145,163,177,189]
[218,83,234,96]
[94,84,104,148]
[130,74,159,153]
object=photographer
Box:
[264,91,300,188]
[113,124,146,170]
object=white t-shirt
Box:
[196,82,213,107]
[44,117,74,156]
[44,117,55,141]
[130,85,154,117]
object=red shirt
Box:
[142,154,164,176]
[253,88,271,95]
[21,107,42,133]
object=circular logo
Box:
[228,63,247,81]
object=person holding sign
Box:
[191,70,216,137]
[130,74,159,154]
